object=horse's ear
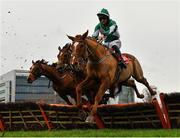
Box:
[58,46,61,51]
[67,43,71,49]
[69,44,73,51]
[82,30,88,40]
[41,59,45,64]
[32,60,35,64]
[67,35,75,41]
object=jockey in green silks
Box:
[92,8,126,68]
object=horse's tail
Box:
[124,53,144,78]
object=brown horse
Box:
[56,44,111,105]
[68,30,156,122]
[57,42,124,105]
[57,43,72,69]
[27,59,78,105]
[27,59,105,105]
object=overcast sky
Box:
[0,0,180,93]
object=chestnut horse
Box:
[56,44,110,104]
[57,43,125,104]
[57,43,72,69]
[27,59,78,105]
[68,30,156,122]
[27,59,107,105]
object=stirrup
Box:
[118,61,126,68]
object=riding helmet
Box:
[97,8,110,19]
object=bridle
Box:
[30,62,71,80]
[60,50,72,64]
[29,63,43,79]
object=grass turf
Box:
[0,129,180,137]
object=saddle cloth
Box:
[122,54,130,64]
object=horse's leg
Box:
[134,77,156,95]
[60,94,73,105]
[77,79,97,121]
[86,77,110,123]
[76,76,93,107]
[122,79,144,99]
[132,59,156,96]
[109,87,115,98]
[109,85,122,98]
[83,79,97,104]
[136,77,156,96]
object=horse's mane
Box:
[35,59,48,65]
[62,43,71,50]
[87,36,96,40]
[75,35,82,39]
[87,36,102,44]
[86,36,109,51]
[35,59,58,68]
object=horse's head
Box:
[57,43,72,66]
[27,59,48,83]
[67,30,88,66]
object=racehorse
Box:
[27,59,78,105]
[67,30,156,122]
[57,43,126,104]
[56,44,110,104]
[57,43,72,69]
[27,59,105,105]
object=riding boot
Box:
[112,45,126,69]
[118,55,127,69]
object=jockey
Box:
[92,8,126,68]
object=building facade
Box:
[0,70,134,104]
[0,70,63,103]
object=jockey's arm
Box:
[92,24,100,39]
[103,24,117,36]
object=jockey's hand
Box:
[98,35,106,43]
[109,48,114,53]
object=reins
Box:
[85,39,111,65]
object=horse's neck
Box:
[86,38,108,61]
[41,64,60,82]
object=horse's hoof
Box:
[138,94,144,99]
[85,115,94,123]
